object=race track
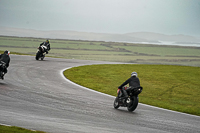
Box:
[0,55,200,133]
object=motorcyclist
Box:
[0,50,10,79]
[40,40,51,54]
[118,72,140,99]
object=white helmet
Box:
[131,72,137,77]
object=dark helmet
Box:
[4,50,8,54]
[46,40,50,43]
[4,50,10,55]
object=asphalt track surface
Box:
[0,55,200,133]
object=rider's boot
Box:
[1,72,4,80]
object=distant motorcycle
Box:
[0,61,6,80]
[114,86,143,112]
[35,45,47,60]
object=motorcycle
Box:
[114,86,143,112]
[0,61,6,80]
[35,45,47,60]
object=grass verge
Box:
[64,64,200,116]
[0,125,45,133]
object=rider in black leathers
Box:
[0,50,10,79]
[118,72,140,98]
[40,40,51,54]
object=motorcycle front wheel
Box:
[35,51,40,60]
[113,97,120,109]
[127,96,138,112]
[0,71,3,79]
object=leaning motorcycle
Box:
[35,45,47,60]
[0,61,6,80]
[114,86,143,112]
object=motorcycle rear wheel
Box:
[127,96,138,112]
[113,97,120,109]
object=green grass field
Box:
[64,64,200,116]
[1,36,200,67]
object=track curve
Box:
[0,55,199,133]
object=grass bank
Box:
[0,125,45,133]
[64,64,200,116]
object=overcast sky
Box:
[0,0,200,36]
